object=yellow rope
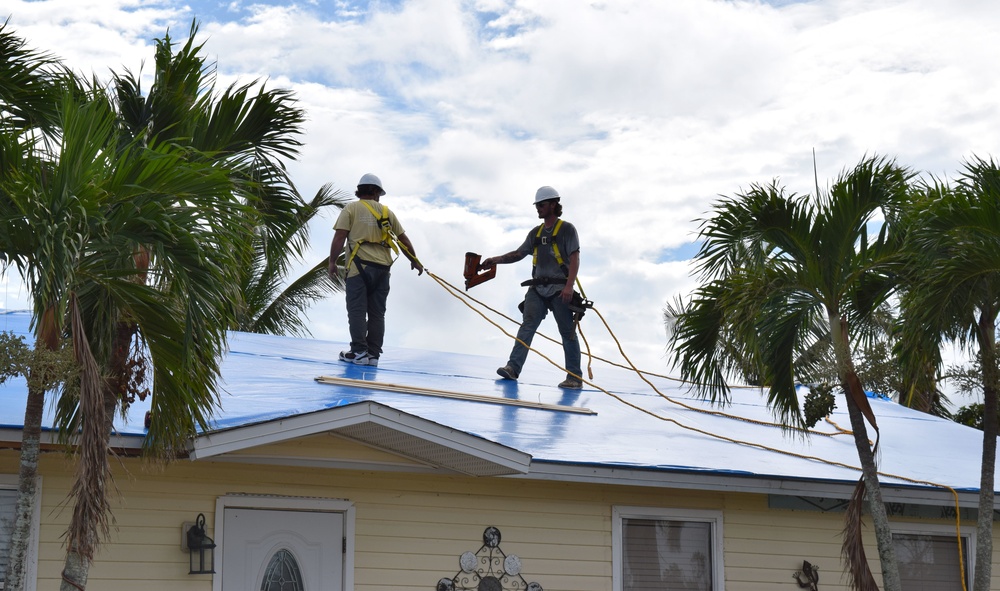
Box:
[430,271,847,436]
[422,270,968,589]
[437,270,764,387]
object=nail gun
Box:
[463,252,496,290]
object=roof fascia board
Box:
[189,401,531,471]
[517,463,981,506]
[0,428,143,451]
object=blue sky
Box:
[3,0,1000,386]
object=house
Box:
[0,309,994,591]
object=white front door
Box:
[221,507,344,591]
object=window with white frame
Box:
[892,523,972,591]
[613,506,724,591]
[0,487,16,586]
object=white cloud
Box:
[4,0,1000,382]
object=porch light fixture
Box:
[186,513,216,574]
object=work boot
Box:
[496,365,519,380]
[557,377,583,390]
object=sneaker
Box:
[557,377,583,390]
[339,350,378,366]
[496,364,519,380]
[339,350,363,363]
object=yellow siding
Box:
[2,449,996,591]
[224,432,427,466]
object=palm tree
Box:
[40,23,332,589]
[0,23,81,591]
[897,156,1000,591]
[2,77,248,590]
[668,155,915,591]
[1,22,338,589]
[112,21,347,337]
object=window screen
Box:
[622,518,713,591]
[894,532,967,591]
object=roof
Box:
[0,310,992,506]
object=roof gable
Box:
[190,400,531,476]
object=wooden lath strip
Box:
[314,375,596,415]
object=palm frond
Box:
[247,257,339,337]
[841,479,880,591]
[64,295,112,561]
[0,20,72,133]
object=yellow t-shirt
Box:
[334,199,405,276]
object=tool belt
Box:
[516,283,594,322]
[520,277,567,287]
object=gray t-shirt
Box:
[515,220,580,297]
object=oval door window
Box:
[260,548,305,591]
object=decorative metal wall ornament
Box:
[793,560,819,590]
[436,527,543,591]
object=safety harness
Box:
[531,219,567,278]
[344,200,400,273]
[523,219,593,321]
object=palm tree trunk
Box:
[4,381,45,591]
[973,310,997,591]
[59,543,90,591]
[844,387,901,591]
[8,318,60,591]
[832,313,901,591]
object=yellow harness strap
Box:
[345,201,399,272]
[532,219,564,268]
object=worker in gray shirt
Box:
[480,186,582,389]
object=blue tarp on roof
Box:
[0,310,991,493]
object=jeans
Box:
[507,288,582,379]
[345,263,391,356]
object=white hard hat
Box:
[358,173,386,196]
[534,186,560,204]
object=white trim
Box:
[0,474,41,591]
[518,463,981,507]
[612,505,725,591]
[213,495,356,591]
[0,429,143,451]
[190,401,531,474]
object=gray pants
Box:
[507,288,582,379]
[345,263,390,356]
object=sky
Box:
[2,0,999,392]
